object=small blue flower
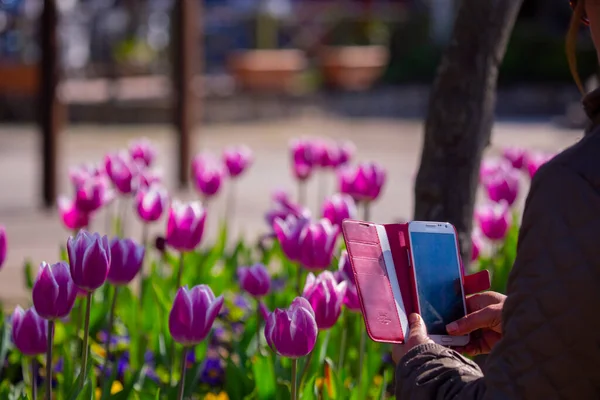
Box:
[200,356,224,386]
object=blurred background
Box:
[0,0,594,303]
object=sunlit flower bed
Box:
[0,138,552,399]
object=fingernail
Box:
[409,313,420,325]
[446,322,458,333]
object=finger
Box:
[406,313,433,348]
[446,306,499,336]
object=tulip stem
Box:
[358,325,367,386]
[177,347,188,400]
[103,286,119,374]
[317,171,327,212]
[31,357,37,400]
[119,198,128,237]
[338,310,348,371]
[255,300,262,355]
[80,292,93,388]
[46,320,54,400]
[362,202,371,222]
[225,179,236,226]
[291,358,298,400]
[295,267,303,296]
[298,346,315,390]
[139,223,149,302]
[298,181,307,208]
[176,252,185,289]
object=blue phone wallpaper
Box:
[410,232,465,335]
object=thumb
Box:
[406,313,431,348]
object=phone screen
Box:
[410,231,465,335]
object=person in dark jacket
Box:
[393,1,600,398]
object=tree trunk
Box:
[413,0,523,262]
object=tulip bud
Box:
[135,185,169,223]
[223,145,253,178]
[129,138,157,167]
[165,201,207,251]
[302,271,347,330]
[290,138,316,181]
[479,158,512,184]
[525,152,554,179]
[312,139,339,168]
[273,215,311,263]
[168,285,224,346]
[502,147,528,169]
[264,297,318,358]
[471,232,483,262]
[69,163,103,189]
[107,237,145,286]
[483,167,520,206]
[338,161,386,202]
[32,261,78,320]
[67,231,111,292]
[104,151,140,195]
[135,168,163,191]
[297,219,340,270]
[11,306,47,356]
[475,202,510,241]
[0,226,6,270]
[58,196,90,231]
[343,283,361,313]
[75,175,113,213]
[321,193,357,227]
[334,250,355,285]
[265,190,310,228]
[336,141,355,167]
[237,264,271,298]
[192,153,226,198]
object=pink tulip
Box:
[69,163,103,188]
[336,141,355,166]
[67,231,111,292]
[192,153,226,198]
[129,138,157,167]
[471,232,483,262]
[502,147,528,169]
[302,271,347,330]
[321,193,357,227]
[475,202,510,241]
[74,175,113,213]
[298,219,341,270]
[312,139,340,168]
[265,190,310,228]
[264,297,318,358]
[11,306,47,356]
[107,237,145,286]
[165,201,207,251]
[483,167,520,206]
[333,250,355,285]
[479,158,512,184]
[343,284,361,312]
[273,215,311,263]
[168,285,224,346]
[338,162,386,202]
[58,196,90,231]
[0,226,5,270]
[104,151,140,195]
[525,152,554,179]
[290,138,316,181]
[135,168,163,191]
[135,185,169,223]
[237,264,271,298]
[32,261,77,320]
[223,145,253,178]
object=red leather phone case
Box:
[342,219,491,344]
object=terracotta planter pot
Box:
[228,49,307,94]
[0,63,39,95]
[319,45,389,91]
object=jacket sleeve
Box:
[396,161,600,400]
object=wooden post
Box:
[39,0,62,208]
[173,0,201,188]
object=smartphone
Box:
[407,221,469,346]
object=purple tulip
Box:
[483,167,520,206]
[265,190,310,228]
[312,139,339,168]
[165,201,207,251]
[343,283,361,312]
[333,250,355,285]
[290,138,316,181]
[0,226,6,270]
[338,162,386,202]
[134,185,169,223]
[67,231,111,292]
[237,264,271,298]
[69,163,103,188]
[32,261,77,320]
[168,285,224,346]
[259,301,271,320]
[322,193,357,227]
[264,297,318,358]
[58,196,90,231]
[74,175,113,213]
[104,151,140,195]
[129,138,157,167]
[192,153,226,198]
[223,145,253,178]
[336,141,355,167]
[302,271,347,330]
[11,306,47,356]
[135,168,163,191]
[525,152,554,179]
[475,202,510,241]
[107,237,145,286]
[297,219,340,270]
[502,147,528,169]
[471,232,483,262]
[273,215,311,263]
[479,158,512,184]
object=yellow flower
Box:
[205,392,229,400]
[373,375,383,386]
[94,381,124,399]
[91,342,106,359]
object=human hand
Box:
[446,291,506,356]
[392,313,434,364]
